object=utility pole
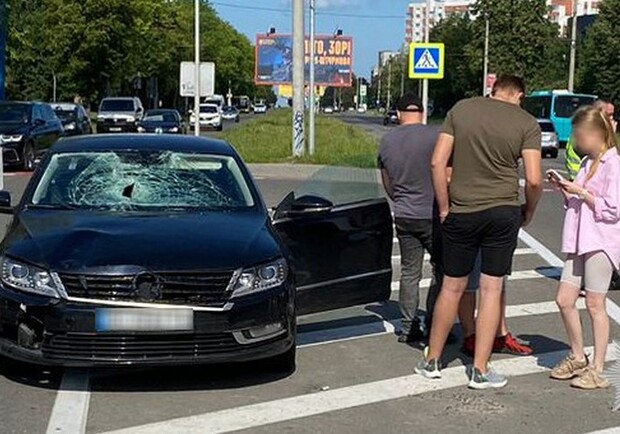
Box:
[193,0,201,136]
[387,61,392,109]
[377,68,382,109]
[400,44,406,97]
[568,0,578,92]
[309,0,316,156]
[482,18,489,96]
[292,0,305,157]
[422,0,431,124]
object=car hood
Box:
[139,121,179,129]
[2,209,281,273]
[99,111,136,119]
[0,123,29,135]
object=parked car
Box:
[52,103,92,136]
[539,119,559,159]
[190,104,223,131]
[323,106,334,114]
[221,106,240,123]
[253,103,267,114]
[0,101,64,171]
[0,134,392,370]
[96,97,144,133]
[383,109,399,126]
[137,109,186,134]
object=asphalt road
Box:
[1,116,620,434]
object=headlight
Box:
[125,116,136,123]
[168,127,179,133]
[1,257,63,298]
[231,258,288,298]
[0,134,23,143]
[65,122,76,130]
[137,126,146,133]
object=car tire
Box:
[217,124,223,132]
[264,345,296,374]
[21,142,36,172]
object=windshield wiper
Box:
[27,203,78,211]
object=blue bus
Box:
[523,90,597,144]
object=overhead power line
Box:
[210,1,405,19]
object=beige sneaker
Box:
[550,354,589,380]
[570,367,610,390]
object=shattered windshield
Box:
[30,151,256,212]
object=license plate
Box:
[95,308,194,332]
[109,127,122,132]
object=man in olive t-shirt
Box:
[415,75,543,389]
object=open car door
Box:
[272,193,393,315]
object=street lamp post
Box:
[568,0,578,92]
[482,17,489,96]
[193,0,201,136]
[309,0,316,156]
[292,0,305,157]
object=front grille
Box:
[59,271,235,307]
[42,332,254,362]
[102,118,129,126]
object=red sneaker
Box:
[494,333,533,356]
[462,334,475,357]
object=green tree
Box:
[577,0,620,105]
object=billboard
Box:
[255,35,353,87]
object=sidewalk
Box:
[248,163,382,184]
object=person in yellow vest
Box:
[566,99,616,180]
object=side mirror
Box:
[0,191,13,214]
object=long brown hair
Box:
[572,105,619,182]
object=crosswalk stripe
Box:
[297,299,585,348]
[100,344,615,434]
[391,247,537,262]
[45,369,90,434]
[390,267,562,291]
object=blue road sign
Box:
[409,43,445,80]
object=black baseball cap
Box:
[396,93,424,112]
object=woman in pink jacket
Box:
[549,105,620,390]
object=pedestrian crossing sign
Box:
[409,43,445,79]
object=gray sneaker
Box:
[414,347,442,379]
[468,367,508,390]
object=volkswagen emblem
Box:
[155,127,163,134]
[133,272,163,300]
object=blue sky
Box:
[211,0,411,79]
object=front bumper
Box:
[0,283,295,367]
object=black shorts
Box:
[441,205,522,278]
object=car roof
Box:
[51,134,237,156]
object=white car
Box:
[323,106,334,114]
[254,104,267,114]
[190,104,222,131]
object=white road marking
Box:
[45,369,90,434]
[391,247,537,262]
[585,429,620,434]
[518,229,620,326]
[100,344,614,434]
[390,267,561,291]
[298,299,585,348]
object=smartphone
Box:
[546,169,565,183]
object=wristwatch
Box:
[578,189,589,200]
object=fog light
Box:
[249,323,284,339]
[233,322,286,344]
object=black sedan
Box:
[0,101,64,170]
[52,103,92,136]
[0,135,392,371]
[137,109,186,134]
[383,109,399,126]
